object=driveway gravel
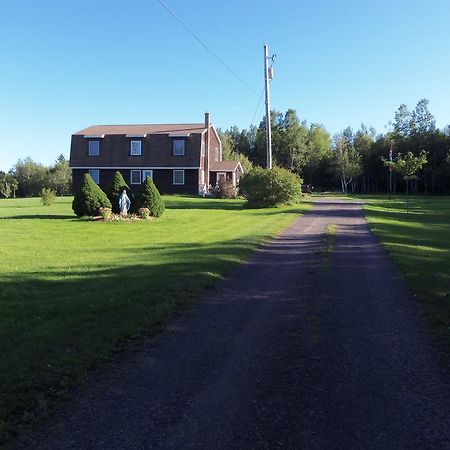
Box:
[19,199,450,449]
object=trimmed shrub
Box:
[138,207,150,219]
[134,177,165,217]
[239,166,302,207]
[108,171,131,213]
[72,173,112,216]
[41,188,56,206]
[99,206,112,219]
[214,178,238,199]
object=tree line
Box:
[219,98,450,193]
[0,155,72,198]
[1,99,448,198]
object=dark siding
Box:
[153,169,198,195]
[72,169,198,196]
[70,133,202,168]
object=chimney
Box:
[204,112,210,187]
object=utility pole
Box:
[264,44,274,169]
[389,140,393,200]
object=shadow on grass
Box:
[164,197,313,214]
[0,222,328,444]
[165,198,245,211]
[0,214,76,220]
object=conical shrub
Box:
[108,171,130,213]
[72,173,112,216]
[135,177,165,217]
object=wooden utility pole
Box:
[389,141,393,200]
[264,44,273,169]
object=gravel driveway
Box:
[20,199,450,449]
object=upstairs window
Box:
[172,140,185,156]
[130,141,142,156]
[88,141,100,156]
[89,169,100,184]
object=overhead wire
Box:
[157,0,258,97]
[250,88,265,128]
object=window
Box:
[89,169,99,184]
[88,141,100,156]
[143,169,153,181]
[130,170,142,185]
[172,140,185,156]
[130,141,142,156]
[173,170,185,185]
[217,172,226,185]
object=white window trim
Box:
[88,141,100,156]
[130,169,142,185]
[130,140,142,156]
[172,140,186,156]
[142,169,153,181]
[173,169,185,185]
[168,132,190,138]
[89,169,100,184]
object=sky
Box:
[0,0,449,171]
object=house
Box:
[69,113,243,195]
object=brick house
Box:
[69,113,243,195]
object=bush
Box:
[41,188,56,206]
[99,207,112,219]
[72,173,112,216]
[134,177,165,217]
[138,207,150,219]
[239,166,302,207]
[214,178,238,199]
[108,171,131,213]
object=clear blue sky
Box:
[1,0,449,171]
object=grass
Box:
[0,195,311,442]
[351,195,450,350]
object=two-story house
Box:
[69,113,243,195]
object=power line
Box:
[250,88,265,127]
[157,0,258,97]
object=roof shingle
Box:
[74,124,207,136]
[209,161,241,171]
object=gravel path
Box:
[20,200,450,449]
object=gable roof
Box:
[209,161,243,172]
[74,123,207,136]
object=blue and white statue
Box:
[119,189,131,216]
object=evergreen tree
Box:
[72,173,111,216]
[108,171,130,213]
[135,177,165,217]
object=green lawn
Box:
[0,196,310,441]
[358,196,450,349]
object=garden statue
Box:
[119,189,131,216]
